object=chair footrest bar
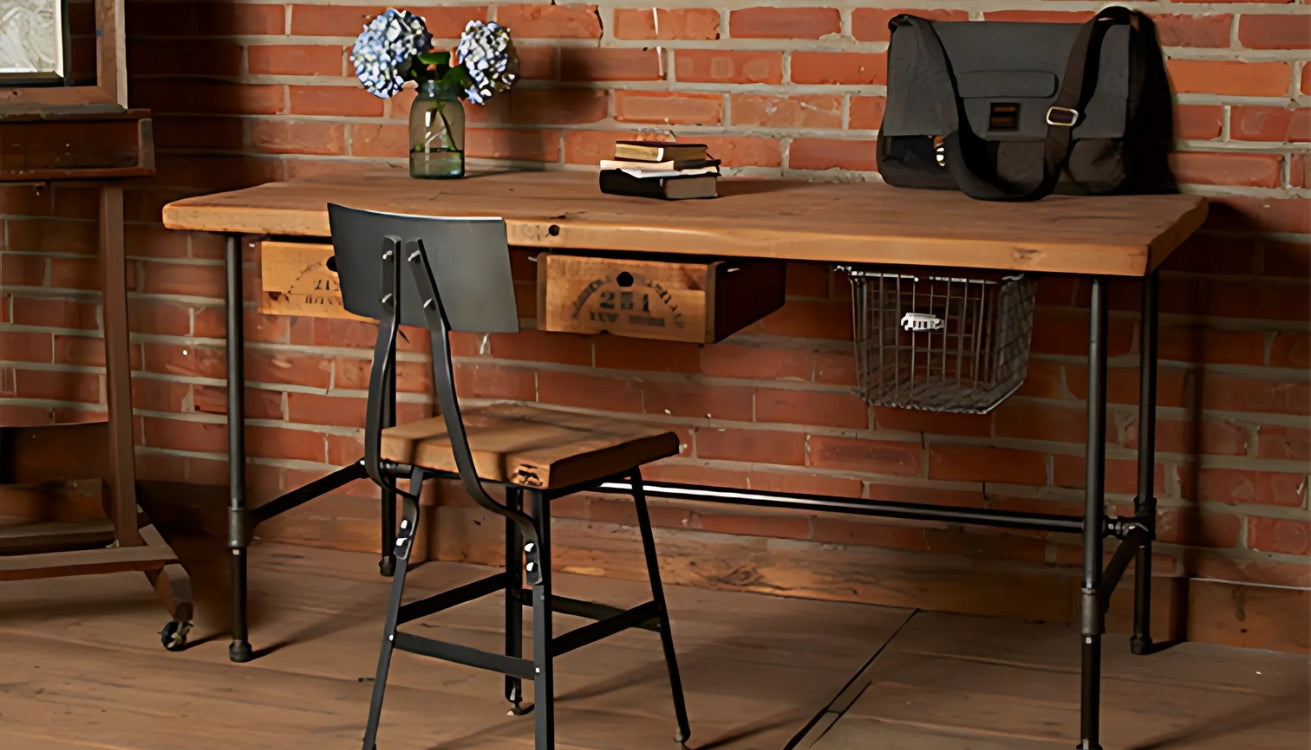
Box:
[508,590,663,632]
[393,632,536,679]
[250,460,368,526]
[551,601,660,658]
[398,573,509,625]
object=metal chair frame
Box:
[327,205,691,750]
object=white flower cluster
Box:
[351,8,433,99]
[455,20,519,105]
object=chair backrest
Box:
[327,203,519,334]
[325,202,520,503]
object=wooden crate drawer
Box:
[257,239,364,320]
[536,252,785,343]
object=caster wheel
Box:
[507,702,532,716]
[379,556,396,577]
[160,620,191,651]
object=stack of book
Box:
[598,141,720,200]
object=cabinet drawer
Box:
[536,252,785,343]
[257,239,364,320]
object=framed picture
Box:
[0,0,70,85]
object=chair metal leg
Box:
[379,349,398,578]
[632,470,692,745]
[1079,277,1109,750]
[529,490,555,750]
[506,487,527,714]
[1132,271,1159,655]
[362,473,423,750]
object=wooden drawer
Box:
[257,239,365,320]
[536,252,785,343]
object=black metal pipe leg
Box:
[379,348,398,578]
[632,470,692,745]
[529,490,555,750]
[225,234,253,664]
[362,472,424,750]
[1080,276,1109,750]
[1133,271,1160,656]
[506,487,527,715]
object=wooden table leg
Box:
[99,184,139,548]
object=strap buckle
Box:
[1046,106,1080,127]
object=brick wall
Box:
[1,1,1307,592]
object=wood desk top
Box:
[161,168,1208,277]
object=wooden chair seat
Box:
[380,404,679,489]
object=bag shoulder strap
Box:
[892,6,1137,202]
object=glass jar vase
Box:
[409,79,465,179]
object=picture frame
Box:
[0,0,71,86]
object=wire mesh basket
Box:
[841,266,1037,414]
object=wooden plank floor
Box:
[1,539,1306,750]
[797,611,1311,750]
[0,541,908,750]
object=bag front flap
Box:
[882,18,1130,141]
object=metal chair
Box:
[327,203,692,750]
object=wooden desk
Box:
[163,168,1207,749]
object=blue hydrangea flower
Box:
[351,9,433,98]
[455,20,519,105]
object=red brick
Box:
[285,392,369,429]
[49,256,111,291]
[613,8,720,40]
[1201,374,1309,416]
[1196,469,1306,507]
[873,407,990,437]
[193,384,285,420]
[1053,455,1162,496]
[993,401,1087,443]
[560,48,663,82]
[246,350,332,390]
[1161,233,1257,276]
[137,261,225,297]
[700,343,811,381]
[513,46,556,80]
[467,128,561,162]
[1258,425,1309,462]
[133,80,285,117]
[1175,105,1224,141]
[1210,196,1310,235]
[472,87,608,126]
[643,381,753,422]
[7,218,96,254]
[756,388,868,429]
[286,316,409,352]
[1229,106,1310,143]
[809,435,922,475]
[0,331,52,363]
[792,52,886,85]
[1169,152,1282,188]
[454,361,535,401]
[1032,312,1134,358]
[1199,279,1309,322]
[928,445,1046,485]
[758,300,852,339]
[1263,240,1310,279]
[1157,327,1265,366]
[143,344,226,380]
[0,254,46,287]
[1154,14,1233,47]
[614,91,722,126]
[289,85,381,117]
[784,261,832,299]
[848,96,887,130]
[982,10,1091,22]
[811,517,929,550]
[248,45,345,77]
[1156,508,1243,548]
[674,50,782,85]
[729,7,840,39]
[813,351,856,386]
[125,223,190,260]
[537,370,641,412]
[129,39,244,76]
[1238,15,1311,49]
[730,94,841,129]
[141,417,226,454]
[486,330,589,366]
[290,5,486,38]
[594,337,700,373]
[697,135,782,167]
[349,123,409,158]
[53,335,124,368]
[854,9,969,41]
[789,138,879,172]
[496,4,600,38]
[246,425,328,464]
[1248,517,1311,555]
[1167,60,1292,97]
[130,2,285,35]
[1291,153,1309,189]
[1067,366,1190,410]
[750,471,864,498]
[1127,415,1250,457]
[696,428,805,465]
[251,120,347,156]
[335,357,432,393]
